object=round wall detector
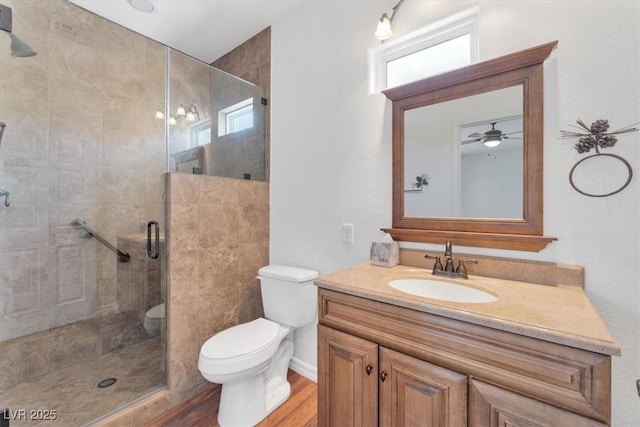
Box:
[126,0,154,13]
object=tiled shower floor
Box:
[1,337,164,426]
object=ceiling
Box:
[68,0,307,63]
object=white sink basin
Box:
[388,278,497,303]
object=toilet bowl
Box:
[200,318,294,426]
[143,303,164,337]
[198,265,318,427]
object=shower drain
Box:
[97,378,117,388]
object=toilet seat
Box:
[204,318,280,359]
[199,318,289,376]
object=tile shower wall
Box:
[0,0,165,345]
[164,172,269,403]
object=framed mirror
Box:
[383,41,558,251]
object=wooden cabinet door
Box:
[469,379,608,427]
[379,347,467,427]
[317,325,378,427]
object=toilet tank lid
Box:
[258,265,318,282]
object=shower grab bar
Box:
[71,218,130,263]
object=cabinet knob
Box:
[366,365,373,375]
[380,371,387,382]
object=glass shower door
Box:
[0,1,167,423]
[167,49,267,181]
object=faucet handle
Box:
[456,259,478,278]
[424,254,443,273]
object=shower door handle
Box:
[147,220,160,259]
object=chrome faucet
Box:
[424,240,477,279]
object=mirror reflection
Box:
[403,85,523,219]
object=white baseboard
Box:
[289,357,317,383]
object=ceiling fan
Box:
[462,122,522,147]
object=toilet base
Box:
[218,373,265,427]
[217,376,291,427]
[265,376,291,417]
[217,337,294,427]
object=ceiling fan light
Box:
[483,136,502,148]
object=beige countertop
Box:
[315,263,620,356]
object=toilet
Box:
[198,265,318,427]
[143,303,165,337]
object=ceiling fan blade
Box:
[467,132,485,138]
[502,136,522,140]
[502,130,523,136]
[461,139,481,145]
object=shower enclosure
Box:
[0,0,266,425]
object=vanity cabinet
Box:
[317,325,377,426]
[317,288,612,427]
[468,379,607,426]
[318,325,467,427]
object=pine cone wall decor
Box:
[561,119,638,197]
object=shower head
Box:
[0,3,37,57]
[8,33,36,57]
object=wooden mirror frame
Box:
[382,41,558,252]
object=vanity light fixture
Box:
[154,104,200,125]
[375,0,406,41]
[185,105,200,122]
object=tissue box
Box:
[370,241,399,267]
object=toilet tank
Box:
[258,265,319,327]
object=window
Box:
[370,7,478,92]
[187,118,212,148]
[386,34,471,88]
[218,98,254,137]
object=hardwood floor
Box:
[145,370,317,427]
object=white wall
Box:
[271,1,639,424]
[405,105,455,217]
